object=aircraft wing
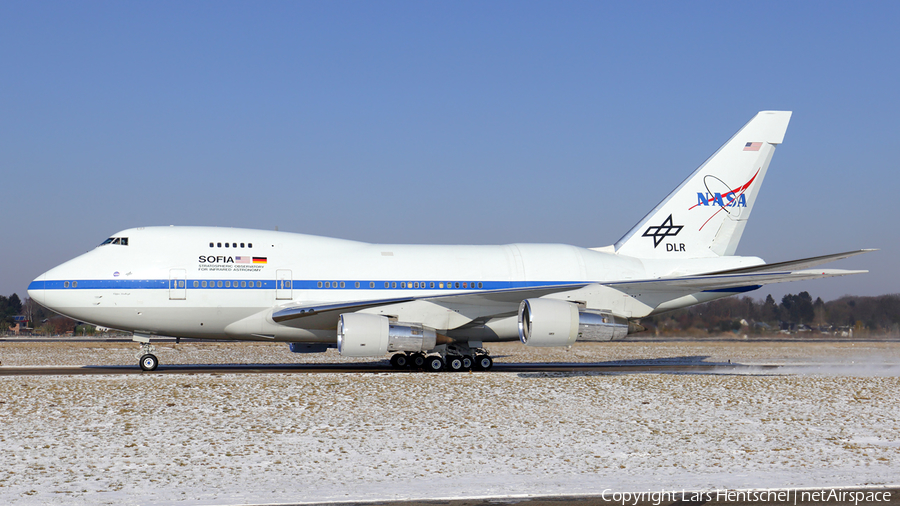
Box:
[272,264,868,326]
[271,283,592,323]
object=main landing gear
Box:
[389,343,493,372]
[133,335,159,371]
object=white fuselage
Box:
[28,226,763,342]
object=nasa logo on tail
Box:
[689,168,759,231]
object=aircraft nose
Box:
[28,272,46,305]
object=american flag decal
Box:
[743,142,762,151]
[235,256,251,264]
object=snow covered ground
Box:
[1,341,899,505]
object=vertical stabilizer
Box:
[614,111,792,259]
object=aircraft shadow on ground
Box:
[77,355,771,376]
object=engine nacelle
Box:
[518,298,633,347]
[337,313,437,357]
[518,298,579,347]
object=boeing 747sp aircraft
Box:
[28,111,872,372]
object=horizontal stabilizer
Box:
[606,269,868,296]
[703,249,877,275]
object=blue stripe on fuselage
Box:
[28,279,586,291]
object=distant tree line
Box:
[1,293,85,335]
[1,293,23,327]
[644,292,900,336]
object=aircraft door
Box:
[276,269,292,300]
[169,269,187,300]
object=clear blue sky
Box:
[2,1,897,303]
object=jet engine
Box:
[337,313,437,357]
[518,298,634,347]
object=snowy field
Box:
[1,340,899,505]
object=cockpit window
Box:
[100,237,129,246]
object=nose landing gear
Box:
[139,352,159,371]
[133,334,159,371]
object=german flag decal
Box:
[252,257,267,264]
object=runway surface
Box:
[0,361,780,376]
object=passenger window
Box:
[240,281,246,288]
[455,282,460,288]
[72,281,78,288]
[286,281,291,288]
[217,243,222,248]
[210,243,214,248]
[240,243,244,248]
[248,243,253,248]
[325,282,330,288]
[401,282,406,288]
[64,281,69,288]
[439,283,444,288]
[391,282,397,288]
[233,243,237,248]
[225,281,231,287]
[178,281,184,288]
[225,243,229,248]
[193,281,199,287]
[217,281,223,288]
[478,282,483,288]
[256,281,261,288]
[370,282,375,288]
[340,282,346,288]
[317,282,323,288]
[354,282,360,288]
[430,282,435,288]
[202,281,207,288]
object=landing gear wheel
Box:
[425,356,445,372]
[139,354,159,371]
[474,354,493,371]
[448,356,464,372]
[390,353,409,369]
[411,353,426,369]
[461,356,473,370]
